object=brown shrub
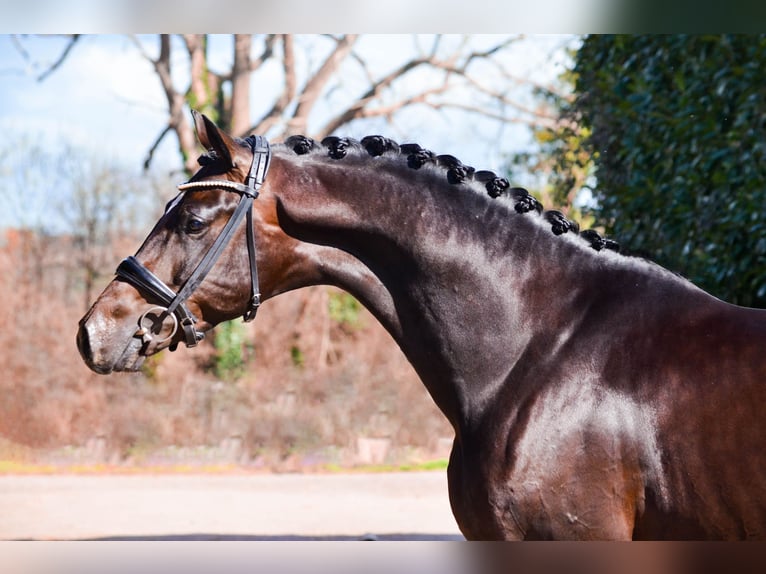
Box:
[0,229,452,467]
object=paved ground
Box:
[0,472,464,541]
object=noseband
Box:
[115,136,271,349]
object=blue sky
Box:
[1,35,180,169]
[1,35,575,165]
[0,34,576,230]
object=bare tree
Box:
[0,137,168,311]
[60,160,152,311]
[14,34,571,175]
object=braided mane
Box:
[277,134,619,253]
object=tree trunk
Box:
[231,35,252,137]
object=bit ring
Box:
[135,306,178,345]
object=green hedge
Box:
[574,35,766,307]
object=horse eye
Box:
[184,217,206,234]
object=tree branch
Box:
[422,101,559,130]
[183,34,228,126]
[250,34,296,136]
[318,36,545,138]
[149,35,197,173]
[230,34,252,135]
[462,35,521,66]
[289,34,358,135]
[142,124,172,171]
[317,84,451,139]
[422,57,562,124]
[11,34,82,82]
[35,34,80,82]
[319,56,432,136]
[249,34,277,74]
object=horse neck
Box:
[269,151,607,431]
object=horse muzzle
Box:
[77,314,146,374]
[76,287,178,374]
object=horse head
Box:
[77,112,309,373]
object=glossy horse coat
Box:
[78,113,766,540]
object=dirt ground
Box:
[0,471,463,541]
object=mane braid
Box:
[544,210,580,236]
[580,230,620,252]
[284,135,319,155]
[400,143,436,169]
[361,135,400,157]
[321,136,364,159]
[436,155,475,185]
[509,187,543,214]
[280,133,619,253]
[475,171,510,198]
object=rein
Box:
[115,135,271,349]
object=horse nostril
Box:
[76,323,91,361]
[76,321,115,375]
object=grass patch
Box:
[0,460,57,474]
[323,458,449,474]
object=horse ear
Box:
[192,110,237,168]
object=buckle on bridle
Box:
[243,294,261,322]
[181,316,205,346]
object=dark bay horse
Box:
[77,112,766,540]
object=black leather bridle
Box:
[115,136,271,349]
